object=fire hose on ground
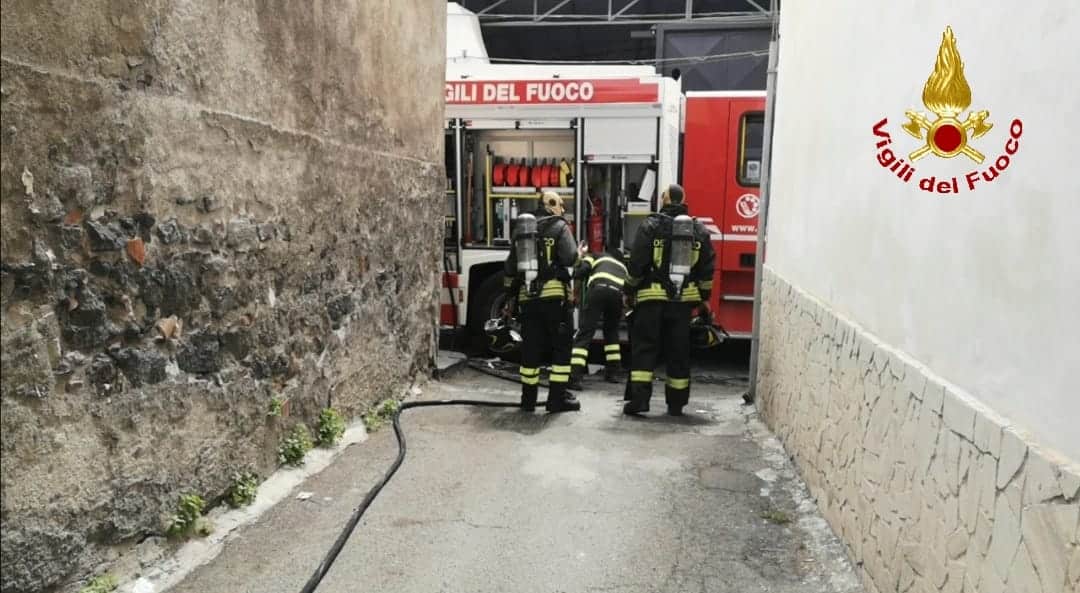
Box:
[297,361,543,593]
[297,358,746,592]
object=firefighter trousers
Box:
[627,300,694,411]
[518,299,573,407]
[571,284,623,380]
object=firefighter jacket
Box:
[503,208,580,302]
[573,250,628,292]
[625,203,715,304]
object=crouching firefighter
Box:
[569,248,628,388]
[502,192,582,413]
[623,183,716,416]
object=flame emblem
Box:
[902,26,992,163]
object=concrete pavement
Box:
[168,365,863,593]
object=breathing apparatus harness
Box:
[642,211,697,301]
[513,211,571,299]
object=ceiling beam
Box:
[614,0,642,18]
[538,0,573,21]
[744,0,768,13]
[477,0,510,15]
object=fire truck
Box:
[440,4,765,347]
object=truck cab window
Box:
[738,112,765,187]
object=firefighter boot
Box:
[521,385,538,412]
[545,385,581,413]
[567,368,584,391]
[604,363,622,384]
[623,381,651,416]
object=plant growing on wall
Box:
[166,494,207,538]
[267,395,287,417]
[78,574,118,593]
[316,408,346,447]
[362,398,400,433]
[225,471,259,508]
[278,424,313,466]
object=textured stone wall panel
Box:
[757,267,1080,593]
[1,1,444,591]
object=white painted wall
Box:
[765,0,1080,458]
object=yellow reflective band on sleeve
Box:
[583,256,596,265]
[604,344,621,352]
[503,276,514,287]
[605,352,622,362]
[551,365,572,374]
[588,272,625,287]
[572,357,587,367]
[593,256,627,272]
[573,348,589,357]
[550,373,570,383]
[630,370,654,383]
[521,375,540,385]
[667,377,690,390]
[680,285,702,302]
[699,280,713,290]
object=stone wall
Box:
[0,2,445,592]
[756,267,1080,593]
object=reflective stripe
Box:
[571,357,587,367]
[588,271,625,287]
[667,377,690,390]
[604,344,621,352]
[635,284,668,301]
[631,370,653,382]
[605,353,622,362]
[551,365,572,374]
[519,279,567,301]
[572,348,589,357]
[503,276,514,288]
[550,373,570,383]
[700,280,713,290]
[592,256,627,272]
[583,256,596,266]
[519,367,540,377]
[521,375,540,385]
[636,282,703,303]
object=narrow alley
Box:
[166,362,863,593]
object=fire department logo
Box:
[735,193,759,218]
[902,26,991,163]
[871,26,1023,195]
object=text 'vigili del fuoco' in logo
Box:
[872,26,1023,194]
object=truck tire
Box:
[468,271,521,361]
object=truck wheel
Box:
[469,272,518,361]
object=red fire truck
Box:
[439,5,765,347]
[440,83,765,344]
[681,91,766,339]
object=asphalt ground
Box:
[170,359,863,593]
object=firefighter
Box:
[502,192,583,413]
[569,247,628,388]
[623,183,715,416]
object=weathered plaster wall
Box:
[764,0,1080,457]
[0,1,445,592]
[758,268,1080,593]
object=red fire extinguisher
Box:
[587,193,604,253]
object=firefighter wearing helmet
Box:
[622,183,716,416]
[568,247,629,388]
[502,192,583,413]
